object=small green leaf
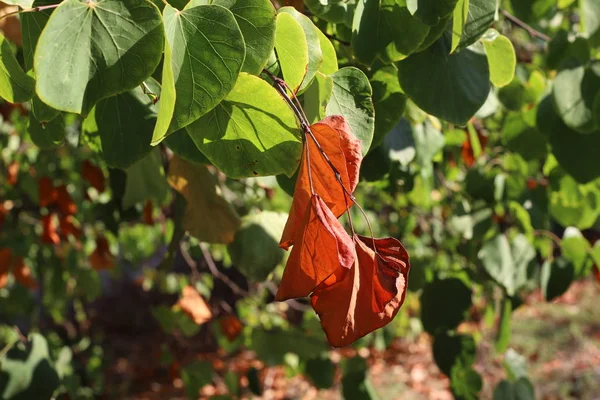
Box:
[326,67,375,154]
[122,149,169,209]
[34,0,164,114]
[274,12,309,92]
[547,168,600,229]
[481,29,516,87]
[398,34,490,125]
[451,0,469,53]
[420,278,472,335]
[152,3,246,143]
[495,296,512,353]
[316,28,338,75]
[458,0,497,49]
[303,72,333,124]
[541,257,575,301]
[370,64,407,148]
[186,73,302,178]
[278,7,323,92]
[0,34,34,103]
[561,227,593,277]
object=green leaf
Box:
[31,96,60,124]
[501,109,548,161]
[305,356,335,389]
[164,130,210,164]
[303,72,333,124]
[83,82,158,169]
[274,12,309,92]
[450,360,482,400]
[227,211,287,281]
[509,0,554,22]
[0,333,60,400]
[547,167,600,229]
[481,29,516,87]
[21,0,60,71]
[552,61,600,134]
[211,0,276,75]
[546,31,590,71]
[0,34,34,103]
[478,234,535,296]
[413,120,445,173]
[541,257,575,301]
[34,0,164,114]
[537,96,600,184]
[278,7,323,92]
[326,67,375,154]
[458,0,497,49]
[493,378,535,400]
[581,0,600,38]
[352,0,430,65]
[451,0,469,53]
[151,3,246,143]
[432,332,476,376]
[415,15,451,51]
[181,360,214,399]
[408,0,459,26]
[370,65,407,148]
[383,119,416,165]
[249,328,327,365]
[305,0,356,26]
[561,227,593,277]
[495,296,512,353]
[316,28,338,75]
[186,73,302,178]
[420,278,472,335]
[28,113,65,148]
[341,357,378,400]
[398,34,490,125]
[122,149,169,209]
[2,0,34,8]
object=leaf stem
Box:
[500,9,551,42]
[0,3,60,23]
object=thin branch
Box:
[324,32,350,46]
[199,242,249,297]
[0,3,60,22]
[263,281,311,311]
[500,9,551,42]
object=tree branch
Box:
[500,9,551,42]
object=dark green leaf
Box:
[164,130,210,164]
[370,65,407,148]
[495,296,512,353]
[541,257,575,301]
[28,113,65,148]
[122,149,169,209]
[341,357,378,400]
[432,332,476,376]
[305,356,335,389]
[458,0,497,49]
[181,360,214,399]
[408,0,459,26]
[501,109,548,161]
[0,34,34,103]
[420,278,472,335]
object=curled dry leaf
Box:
[310,235,410,347]
[89,236,115,270]
[13,256,38,290]
[59,215,82,239]
[39,177,58,207]
[56,185,77,215]
[280,115,362,249]
[219,314,243,341]
[0,248,13,289]
[276,194,356,301]
[177,285,212,325]
[167,155,241,244]
[41,214,60,245]
[82,160,106,193]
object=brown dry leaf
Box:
[59,215,82,239]
[276,194,356,301]
[167,155,241,244]
[310,235,411,347]
[280,116,362,249]
[7,161,18,186]
[218,315,243,341]
[0,201,7,229]
[89,236,115,270]
[56,185,77,215]
[41,214,60,245]
[39,177,58,207]
[177,285,212,325]
[82,160,105,193]
[13,257,38,290]
[0,247,13,289]
[143,200,154,225]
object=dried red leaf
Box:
[0,202,7,228]
[461,139,475,167]
[39,177,57,207]
[310,235,410,347]
[56,185,77,215]
[219,315,243,341]
[7,161,19,186]
[526,178,538,190]
[89,236,115,270]
[59,215,82,239]
[13,256,38,290]
[81,160,105,193]
[280,116,362,249]
[0,248,13,289]
[41,214,60,245]
[276,194,356,301]
[177,285,212,325]
[143,200,153,225]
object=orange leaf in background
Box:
[41,214,60,245]
[81,160,105,193]
[310,235,410,347]
[89,236,115,270]
[0,248,13,289]
[39,177,58,207]
[594,265,600,285]
[276,194,356,301]
[7,161,19,186]
[177,285,212,325]
[0,202,7,228]
[143,200,153,225]
[59,215,82,239]
[461,131,488,168]
[219,315,243,341]
[280,116,362,249]
[56,185,77,215]
[13,256,38,290]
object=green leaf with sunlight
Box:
[0,34,34,103]
[274,12,309,92]
[370,65,407,148]
[481,29,516,87]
